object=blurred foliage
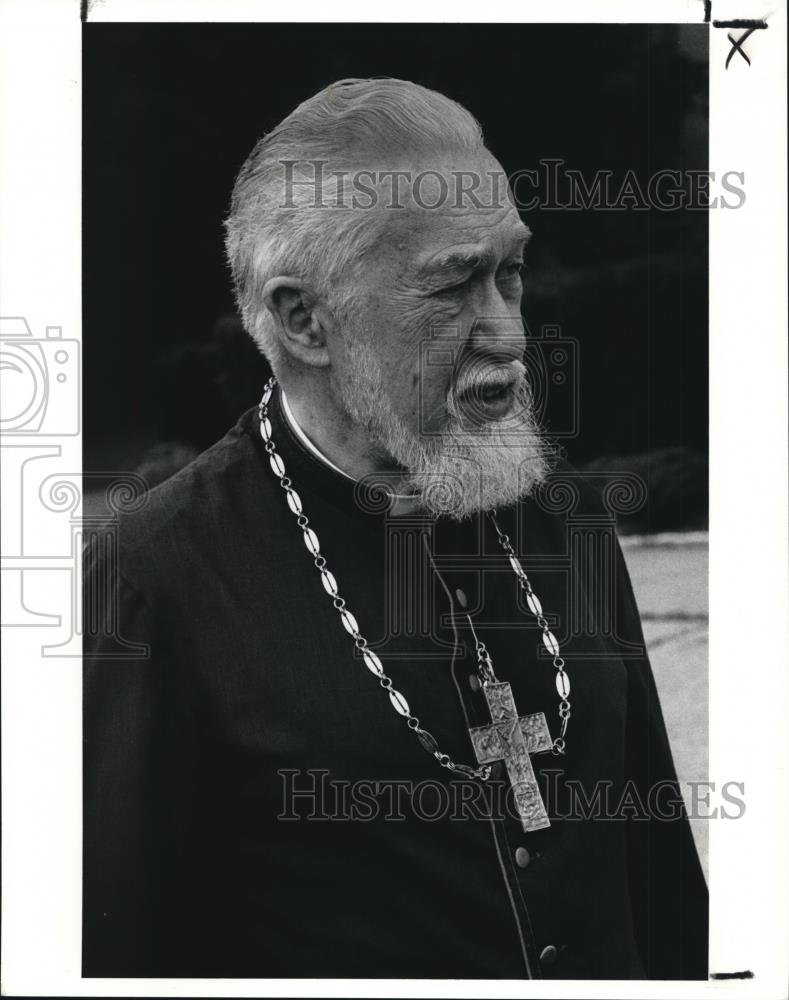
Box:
[584,447,708,534]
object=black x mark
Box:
[726,27,759,68]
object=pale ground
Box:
[621,535,709,880]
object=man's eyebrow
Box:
[420,249,491,276]
[416,225,532,278]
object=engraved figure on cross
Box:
[469,681,552,832]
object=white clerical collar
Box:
[280,389,354,482]
[279,389,420,515]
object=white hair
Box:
[224,78,485,371]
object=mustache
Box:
[453,357,526,399]
[446,358,531,422]
[418,359,531,431]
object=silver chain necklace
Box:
[258,377,571,827]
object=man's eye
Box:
[500,261,524,279]
[435,277,470,296]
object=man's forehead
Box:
[333,149,531,269]
[390,204,530,272]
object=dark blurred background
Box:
[83,23,708,533]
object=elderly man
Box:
[83,78,708,980]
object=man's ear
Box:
[262,276,333,368]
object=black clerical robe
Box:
[83,389,708,980]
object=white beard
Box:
[332,336,553,520]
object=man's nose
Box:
[467,314,526,364]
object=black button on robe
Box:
[83,389,708,979]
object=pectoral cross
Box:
[469,681,552,832]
